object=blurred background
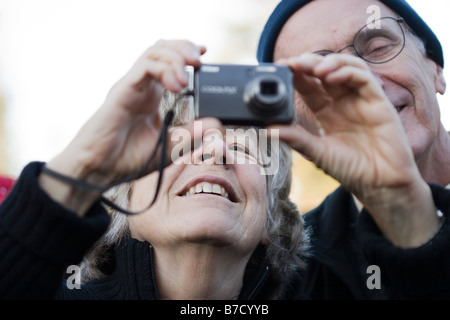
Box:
[0,0,448,213]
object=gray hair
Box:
[80,90,310,299]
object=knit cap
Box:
[257,0,444,68]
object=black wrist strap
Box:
[101,108,174,215]
[42,108,175,215]
[41,165,109,192]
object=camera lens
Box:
[261,80,278,95]
[244,75,287,115]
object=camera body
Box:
[187,63,294,126]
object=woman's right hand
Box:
[39,39,206,215]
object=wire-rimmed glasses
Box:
[315,17,406,64]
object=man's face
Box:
[273,0,446,160]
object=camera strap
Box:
[100,108,174,215]
[41,106,176,216]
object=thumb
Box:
[267,123,324,163]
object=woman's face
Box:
[127,126,268,254]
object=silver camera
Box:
[186,64,294,126]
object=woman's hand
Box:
[39,39,206,215]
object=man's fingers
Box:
[313,54,387,101]
[278,54,332,112]
[267,123,323,162]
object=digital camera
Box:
[186,63,294,126]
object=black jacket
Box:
[1,162,450,300]
[298,185,450,299]
[54,238,273,300]
[0,162,275,300]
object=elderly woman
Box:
[70,95,309,300]
[0,39,309,300]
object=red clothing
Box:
[0,175,15,204]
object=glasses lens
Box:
[353,17,405,64]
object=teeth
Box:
[212,184,221,194]
[184,182,229,199]
[203,183,212,193]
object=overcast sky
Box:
[0,0,449,176]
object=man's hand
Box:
[270,53,441,247]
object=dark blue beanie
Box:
[257,0,444,68]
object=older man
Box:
[258,0,450,299]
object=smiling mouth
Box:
[180,181,236,202]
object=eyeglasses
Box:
[315,17,406,64]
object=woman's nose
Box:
[191,131,231,165]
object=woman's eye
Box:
[229,143,260,164]
[230,144,248,153]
